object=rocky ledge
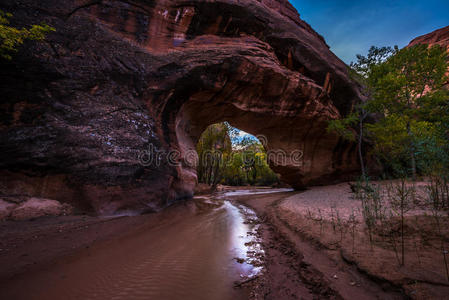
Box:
[0,197,73,221]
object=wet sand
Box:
[229,189,403,299]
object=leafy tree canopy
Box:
[0,10,55,60]
[196,122,279,186]
[330,43,449,179]
[366,44,448,118]
[364,44,448,177]
[350,45,398,80]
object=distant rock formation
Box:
[408,25,449,48]
[0,0,364,214]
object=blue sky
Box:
[289,0,449,64]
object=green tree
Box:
[196,123,232,185]
[366,44,449,178]
[327,111,366,176]
[328,46,397,178]
[350,46,398,79]
[225,138,279,186]
[0,10,55,60]
[197,123,280,186]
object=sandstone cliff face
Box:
[0,0,363,214]
[408,25,449,48]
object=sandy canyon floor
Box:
[0,183,448,299]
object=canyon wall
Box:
[0,0,364,214]
[408,25,449,48]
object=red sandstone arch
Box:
[0,0,363,214]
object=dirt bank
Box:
[229,188,403,299]
[274,182,449,299]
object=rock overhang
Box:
[0,0,364,214]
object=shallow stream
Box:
[2,189,291,300]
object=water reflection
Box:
[221,188,293,197]
[223,201,264,278]
[1,194,266,300]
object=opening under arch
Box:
[195,122,284,187]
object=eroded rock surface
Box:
[0,0,364,214]
[0,199,16,220]
[408,25,449,48]
[0,197,72,221]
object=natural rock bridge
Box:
[0,0,365,214]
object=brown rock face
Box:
[0,0,363,214]
[408,25,449,48]
[1,197,73,221]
